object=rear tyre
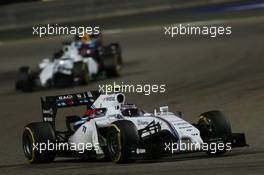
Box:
[73,62,91,85]
[110,43,123,65]
[105,54,122,78]
[198,110,232,156]
[101,44,122,78]
[15,66,34,92]
[107,120,139,163]
[22,122,56,163]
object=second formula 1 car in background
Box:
[15,34,123,92]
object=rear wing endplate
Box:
[41,91,101,125]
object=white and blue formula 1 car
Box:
[22,91,247,163]
[15,42,122,92]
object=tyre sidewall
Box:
[22,122,56,163]
[107,120,139,163]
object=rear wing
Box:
[41,91,101,125]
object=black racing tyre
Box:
[22,122,56,163]
[198,110,232,155]
[72,62,91,85]
[110,43,123,65]
[107,120,139,163]
[82,64,91,85]
[15,66,34,92]
[104,54,122,78]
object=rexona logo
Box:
[58,95,73,100]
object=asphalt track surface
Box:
[0,10,264,175]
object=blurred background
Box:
[0,0,264,175]
[0,0,263,39]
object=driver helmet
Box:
[121,104,140,117]
[81,33,91,44]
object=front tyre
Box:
[198,110,232,156]
[107,120,139,163]
[22,122,56,163]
